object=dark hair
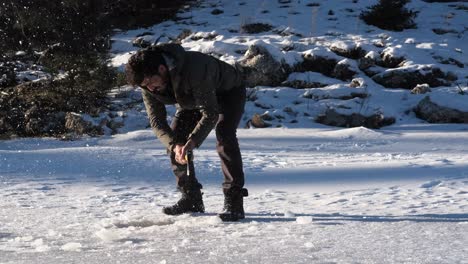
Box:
[125,48,167,86]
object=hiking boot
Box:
[163,184,205,215]
[219,188,248,222]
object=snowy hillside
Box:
[108,0,467,132]
[1,0,468,263]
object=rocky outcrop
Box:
[414,96,468,123]
[316,109,395,129]
[238,44,289,87]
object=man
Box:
[125,43,248,221]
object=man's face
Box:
[141,65,168,93]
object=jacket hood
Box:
[150,43,185,74]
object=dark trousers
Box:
[169,86,246,192]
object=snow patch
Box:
[61,242,82,252]
[296,216,313,224]
[96,228,122,242]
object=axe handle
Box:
[185,150,194,177]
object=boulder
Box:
[358,56,375,71]
[414,96,468,123]
[372,65,457,89]
[298,51,338,77]
[316,109,395,129]
[329,41,365,59]
[358,52,386,77]
[238,44,289,87]
[332,59,357,81]
[380,47,406,68]
[246,113,272,128]
[358,51,381,69]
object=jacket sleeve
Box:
[187,84,219,148]
[141,89,176,150]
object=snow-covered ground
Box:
[2,0,468,263]
[1,126,468,263]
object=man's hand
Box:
[174,139,196,165]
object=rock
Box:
[261,113,275,121]
[414,96,468,123]
[241,23,273,34]
[332,59,357,81]
[282,72,337,89]
[247,114,272,128]
[433,55,464,68]
[190,31,218,41]
[350,78,366,88]
[358,51,381,69]
[372,65,456,89]
[238,44,289,87]
[373,40,386,48]
[211,9,224,15]
[283,107,297,116]
[282,79,327,89]
[107,119,124,134]
[380,47,406,68]
[65,112,102,136]
[358,56,375,71]
[432,28,458,35]
[316,109,395,129]
[329,42,365,59]
[298,51,338,77]
[358,51,386,77]
[174,29,192,43]
[411,84,431,94]
[132,36,152,48]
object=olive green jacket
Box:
[141,43,244,150]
